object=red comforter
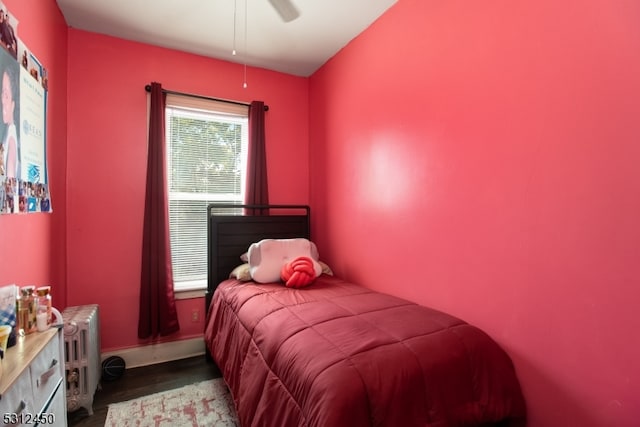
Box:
[205,275,526,427]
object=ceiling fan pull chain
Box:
[243,0,248,88]
[232,0,237,56]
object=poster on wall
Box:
[0,2,51,215]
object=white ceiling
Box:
[56,0,398,77]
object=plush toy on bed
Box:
[280,256,317,288]
[247,238,322,287]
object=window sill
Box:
[174,280,207,300]
[175,288,206,300]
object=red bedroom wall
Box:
[65,30,309,351]
[0,1,68,307]
[309,0,639,426]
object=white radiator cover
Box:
[62,304,101,415]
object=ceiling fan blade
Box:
[268,0,300,22]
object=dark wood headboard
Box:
[205,204,311,311]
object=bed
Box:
[204,204,526,427]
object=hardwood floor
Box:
[67,355,222,427]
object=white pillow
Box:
[248,238,322,283]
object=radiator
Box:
[62,304,101,415]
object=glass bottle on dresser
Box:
[36,286,52,331]
[17,286,37,335]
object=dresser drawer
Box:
[0,367,36,425]
[29,334,64,414]
[39,381,66,427]
[0,329,66,427]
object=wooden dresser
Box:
[0,328,67,426]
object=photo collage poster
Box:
[0,2,51,215]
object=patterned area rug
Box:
[104,378,238,426]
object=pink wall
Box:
[65,30,309,351]
[0,1,68,307]
[6,1,639,425]
[309,0,640,426]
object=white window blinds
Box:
[165,94,249,291]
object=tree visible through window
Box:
[166,95,248,291]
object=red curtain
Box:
[138,82,180,339]
[244,101,269,212]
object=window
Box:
[165,94,249,292]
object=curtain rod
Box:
[144,84,269,111]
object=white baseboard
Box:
[101,337,206,369]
